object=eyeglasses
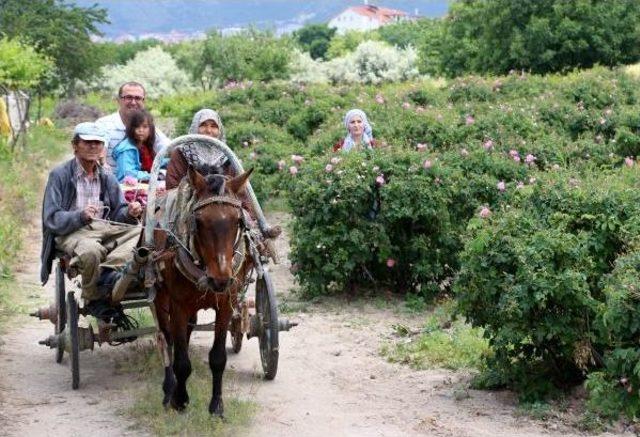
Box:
[120,95,145,102]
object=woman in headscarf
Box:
[165,109,227,189]
[333,109,376,152]
[165,108,281,239]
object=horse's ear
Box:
[188,166,207,196]
[226,168,253,195]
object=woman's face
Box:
[134,119,151,143]
[198,119,220,138]
[348,115,364,137]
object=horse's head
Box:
[187,166,252,292]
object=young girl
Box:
[112,109,157,182]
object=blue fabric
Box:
[112,138,151,182]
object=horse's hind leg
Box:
[170,311,193,411]
[209,306,231,418]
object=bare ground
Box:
[0,212,632,436]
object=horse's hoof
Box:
[209,398,224,418]
[170,398,188,412]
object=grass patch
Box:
[0,125,68,328]
[381,300,490,370]
[117,342,257,436]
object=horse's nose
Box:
[210,276,232,291]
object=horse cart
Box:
[32,135,296,390]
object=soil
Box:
[0,212,633,436]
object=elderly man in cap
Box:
[96,81,170,170]
[40,122,143,305]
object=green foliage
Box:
[0,0,109,94]
[326,31,377,59]
[0,37,52,90]
[96,39,162,66]
[293,23,336,60]
[438,0,640,76]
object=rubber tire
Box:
[230,316,243,353]
[55,262,66,364]
[256,271,279,380]
[67,291,80,390]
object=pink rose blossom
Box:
[289,166,298,175]
[372,166,380,172]
[330,157,341,165]
[325,164,333,173]
[605,108,613,116]
[460,148,469,157]
[376,175,385,186]
[599,118,607,125]
[625,156,635,167]
[479,207,491,218]
[416,143,427,152]
[513,155,521,163]
[242,141,249,147]
[509,149,519,158]
[375,94,385,104]
[529,177,537,184]
[277,160,286,171]
[423,159,432,169]
[497,181,506,192]
[402,102,411,109]
[291,154,304,165]
[483,139,494,150]
[524,154,536,165]
[416,106,425,113]
[516,182,524,189]
[465,115,475,125]
[434,177,442,185]
[552,164,560,170]
[386,258,396,268]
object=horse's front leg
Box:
[209,302,232,418]
[155,291,176,408]
[170,309,193,411]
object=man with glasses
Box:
[96,81,170,170]
[40,122,143,306]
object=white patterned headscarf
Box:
[188,108,226,142]
[342,109,373,152]
[181,108,228,169]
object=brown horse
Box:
[153,167,254,417]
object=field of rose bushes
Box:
[148,66,640,416]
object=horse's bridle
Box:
[176,194,247,294]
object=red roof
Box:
[347,5,408,24]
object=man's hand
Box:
[82,205,98,222]
[128,201,143,218]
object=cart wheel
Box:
[66,291,80,390]
[256,271,279,380]
[230,316,243,353]
[55,262,66,364]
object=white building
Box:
[328,5,411,35]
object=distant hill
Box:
[75,0,449,39]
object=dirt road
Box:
[0,213,630,436]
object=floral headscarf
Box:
[188,108,226,142]
[342,109,373,152]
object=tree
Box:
[293,23,336,60]
[0,0,109,94]
[441,0,640,76]
[0,38,52,90]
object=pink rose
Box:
[524,154,536,165]
[513,155,521,163]
[386,258,396,268]
[599,118,606,125]
[479,207,491,218]
[509,149,519,158]
[552,164,560,170]
[402,102,411,110]
[330,157,341,165]
[291,154,304,165]
[460,148,469,157]
[497,181,506,192]
[289,166,298,175]
[423,159,432,169]
[416,106,425,113]
[372,166,380,172]
[375,94,385,104]
[483,139,494,150]
[529,177,536,184]
[277,160,286,171]
[416,143,427,151]
[465,115,475,125]
[625,156,634,167]
[516,182,524,189]
[325,164,333,173]
[376,175,385,186]
[242,141,249,147]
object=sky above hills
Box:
[76,0,450,39]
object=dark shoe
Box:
[263,225,282,239]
